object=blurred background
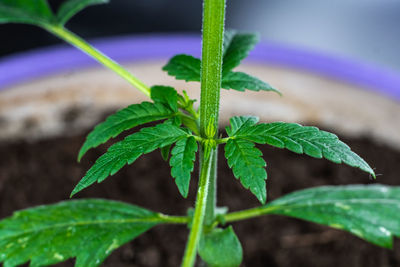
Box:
[0,0,400,72]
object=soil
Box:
[1,120,400,267]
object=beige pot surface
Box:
[0,61,399,149]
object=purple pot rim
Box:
[0,33,399,100]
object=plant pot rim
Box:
[0,34,399,101]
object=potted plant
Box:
[1,1,399,266]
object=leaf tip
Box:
[77,146,88,162]
[70,185,83,198]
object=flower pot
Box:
[0,35,399,266]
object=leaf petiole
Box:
[156,213,189,224]
[43,24,151,97]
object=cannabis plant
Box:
[1,1,399,267]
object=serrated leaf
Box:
[227,118,375,177]
[72,123,189,196]
[225,139,267,203]
[225,115,259,136]
[222,31,259,74]
[264,185,400,248]
[0,0,54,25]
[57,0,108,25]
[222,71,281,95]
[162,54,201,82]
[0,199,161,267]
[0,0,107,26]
[150,85,179,112]
[169,136,198,198]
[198,226,243,267]
[78,102,176,161]
[160,112,182,161]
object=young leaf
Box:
[162,50,280,94]
[78,102,176,161]
[169,136,198,198]
[264,185,400,248]
[198,226,243,267]
[57,0,109,25]
[0,199,161,267]
[222,71,281,95]
[225,138,267,204]
[0,0,54,25]
[72,123,189,196]
[222,31,259,74]
[150,85,179,112]
[162,54,201,82]
[227,118,375,177]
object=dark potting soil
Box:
[1,123,400,267]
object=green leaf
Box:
[0,0,54,25]
[57,0,108,25]
[225,115,259,136]
[222,71,281,95]
[227,118,375,177]
[198,226,243,267]
[72,123,189,196]
[161,145,172,161]
[0,0,108,26]
[222,31,259,74]
[162,54,201,82]
[265,185,400,248]
[78,102,176,161]
[169,136,198,198]
[0,199,161,267]
[150,85,179,112]
[225,138,267,204]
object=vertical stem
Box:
[199,0,226,226]
[43,25,151,97]
[204,148,218,225]
[181,152,214,267]
[199,0,226,136]
[181,0,226,266]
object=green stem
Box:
[199,0,226,136]
[43,24,151,97]
[223,206,279,223]
[157,213,189,224]
[204,148,218,225]
[199,0,226,228]
[181,1,226,266]
[181,151,214,267]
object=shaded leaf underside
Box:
[198,226,243,267]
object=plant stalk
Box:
[181,0,226,266]
[204,148,218,225]
[199,0,226,136]
[199,0,226,226]
[43,24,151,97]
[181,151,214,267]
